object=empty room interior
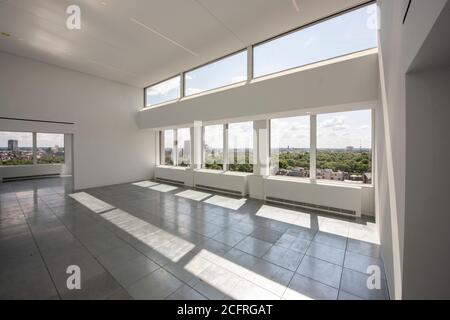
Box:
[1,0,449,301]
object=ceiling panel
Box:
[0,0,368,87]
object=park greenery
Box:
[274,150,371,174]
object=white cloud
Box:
[147,77,179,96]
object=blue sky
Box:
[147,3,377,106]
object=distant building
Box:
[364,173,372,184]
[317,169,344,181]
[346,146,354,152]
[183,140,191,157]
[8,140,18,152]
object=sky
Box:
[0,132,64,149]
[175,109,372,151]
[146,3,377,106]
[271,110,372,150]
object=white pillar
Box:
[191,123,202,170]
[253,119,270,176]
[32,132,37,165]
[223,124,229,171]
[247,46,253,83]
[62,134,73,175]
[310,115,317,181]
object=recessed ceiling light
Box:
[1,32,11,37]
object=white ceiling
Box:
[0,0,367,87]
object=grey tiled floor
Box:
[0,177,389,300]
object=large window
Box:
[317,110,372,184]
[36,133,65,164]
[253,3,377,78]
[185,51,247,96]
[145,76,181,107]
[162,130,174,165]
[203,125,224,170]
[0,131,33,166]
[228,122,253,173]
[176,128,191,167]
[270,116,310,177]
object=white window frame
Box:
[268,109,374,186]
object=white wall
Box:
[0,52,156,189]
[377,0,449,299]
[402,66,450,299]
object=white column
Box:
[191,122,202,170]
[253,119,270,176]
[247,46,253,83]
[223,124,229,171]
[159,131,163,165]
[310,114,317,181]
[173,129,178,166]
[32,132,37,165]
[62,134,73,175]
[180,73,185,98]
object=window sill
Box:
[156,165,188,171]
[266,175,373,189]
[195,169,253,177]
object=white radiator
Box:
[264,177,362,217]
[194,170,250,196]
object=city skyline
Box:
[0,132,64,148]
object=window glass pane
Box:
[317,110,372,184]
[185,51,247,96]
[163,130,174,165]
[146,76,180,107]
[270,116,310,177]
[204,125,223,170]
[37,133,65,164]
[228,122,253,173]
[254,3,377,77]
[177,128,191,167]
[0,131,33,166]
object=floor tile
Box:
[213,229,247,247]
[126,268,183,300]
[250,227,283,243]
[284,274,338,300]
[297,255,342,288]
[107,255,159,287]
[262,245,304,271]
[0,177,386,301]
[306,242,345,265]
[340,268,389,300]
[247,260,294,297]
[313,231,347,250]
[344,251,385,277]
[166,285,207,300]
[235,236,273,258]
[346,238,381,258]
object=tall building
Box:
[8,139,18,152]
[183,140,191,158]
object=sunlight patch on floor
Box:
[69,192,115,213]
[101,209,195,262]
[203,195,247,210]
[132,181,159,188]
[256,205,311,229]
[149,184,179,193]
[184,249,300,300]
[317,216,349,238]
[175,190,212,202]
